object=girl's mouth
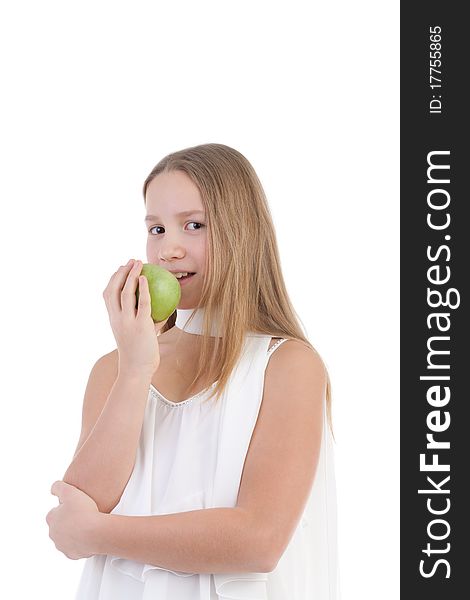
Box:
[178,273,196,284]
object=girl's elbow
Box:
[249,526,282,573]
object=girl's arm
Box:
[63,351,152,514]
[85,340,325,573]
[64,260,163,514]
[92,506,270,574]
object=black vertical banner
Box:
[401,3,468,598]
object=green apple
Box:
[136,263,181,322]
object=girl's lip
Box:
[178,273,196,286]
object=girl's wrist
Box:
[117,366,156,383]
[87,512,110,556]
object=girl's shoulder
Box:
[266,337,326,377]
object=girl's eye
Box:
[148,222,205,235]
[187,222,204,231]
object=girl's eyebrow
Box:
[144,210,205,222]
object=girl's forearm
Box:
[62,373,151,514]
[90,506,273,574]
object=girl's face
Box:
[144,170,208,309]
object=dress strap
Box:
[267,337,288,356]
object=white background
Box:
[0,1,399,597]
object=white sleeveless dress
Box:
[75,334,340,599]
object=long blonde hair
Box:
[143,143,333,434]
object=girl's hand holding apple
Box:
[102,259,169,379]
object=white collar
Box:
[174,307,268,338]
[175,307,221,336]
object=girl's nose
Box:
[158,240,185,262]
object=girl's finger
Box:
[104,260,134,314]
[136,276,152,321]
[121,260,142,314]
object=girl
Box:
[46,143,339,599]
